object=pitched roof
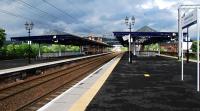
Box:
[136,26,157,32]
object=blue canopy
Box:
[113,31,179,46]
[11,34,110,47]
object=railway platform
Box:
[85,53,200,111]
[2,52,200,111]
[0,52,119,111]
[36,53,200,111]
[0,54,83,70]
[37,53,123,111]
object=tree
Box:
[191,41,199,52]
[0,28,6,48]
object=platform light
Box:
[53,35,58,43]
[172,33,176,36]
[25,21,34,64]
[125,16,129,25]
[131,16,135,24]
[124,16,135,64]
[144,73,150,78]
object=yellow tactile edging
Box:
[68,54,123,111]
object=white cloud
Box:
[141,1,154,9]
[154,0,177,10]
[140,0,177,10]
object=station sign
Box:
[182,9,197,29]
[122,35,129,41]
[122,34,132,42]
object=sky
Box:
[0,0,199,40]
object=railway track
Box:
[0,53,118,111]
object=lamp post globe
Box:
[131,16,135,25]
[125,16,129,25]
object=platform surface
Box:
[0,55,83,70]
[37,54,122,111]
[86,53,200,111]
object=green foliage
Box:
[1,43,80,58]
[0,45,7,54]
[31,44,39,56]
[65,45,79,51]
[0,28,6,48]
[11,43,29,56]
[121,47,128,51]
[5,44,15,55]
[144,43,159,51]
[144,43,166,52]
[41,44,79,53]
[191,41,197,52]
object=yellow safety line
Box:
[68,54,123,111]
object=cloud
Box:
[0,0,199,40]
[139,0,176,10]
[141,0,154,9]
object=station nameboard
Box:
[182,9,197,29]
[122,34,133,42]
[122,35,129,41]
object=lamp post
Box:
[125,16,135,63]
[25,21,34,64]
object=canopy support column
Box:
[147,45,150,56]
[38,43,41,58]
[158,43,161,56]
[186,28,189,63]
[128,34,132,63]
[133,41,136,56]
[59,44,61,56]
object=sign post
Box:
[181,27,183,81]
[179,6,199,91]
[197,8,200,91]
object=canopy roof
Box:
[113,26,179,46]
[11,34,110,47]
[113,31,178,46]
[136,26,157,32]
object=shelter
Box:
[11,34,110,56]
[113,26,180,63]
[113,26,178,46]
[11,34,109,47]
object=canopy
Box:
[113,31,178,46]
[11,34,110,47]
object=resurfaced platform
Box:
[86,53,200,111]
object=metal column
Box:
[59,44,61,56]
[186,28,189,63]
[197,8,200,92]
[38,43,41,58]
[178,8,182,60]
